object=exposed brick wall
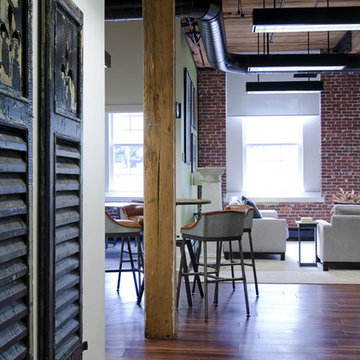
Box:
[197,71,360,227]
[197,69,227,196]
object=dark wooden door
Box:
[0,0,33,358]
[40,0,86,358]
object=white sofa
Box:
[317,204,360,271]
[224,209,288,260]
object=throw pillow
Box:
[241,196,262,218]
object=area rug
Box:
[218,241,360,285]
[105,241,360,285]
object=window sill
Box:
[105,192,143,202]
[227,192,324,203]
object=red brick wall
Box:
[197,71,360,227]
[197,69,227,196]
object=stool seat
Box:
[180,210,250,321]
[105,211,142,300]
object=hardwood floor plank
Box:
[106,273,360,359]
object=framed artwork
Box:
[184,68,197,164]
[191,133,197,173]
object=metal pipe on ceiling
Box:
[104,0,360,74]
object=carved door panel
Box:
[0,0,33,359]
[40,0,86,359]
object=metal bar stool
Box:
[180,210,249,321]
[176,238,204,308]
[105,211,142,297]
[225,205,259,296]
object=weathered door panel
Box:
[40,0,86,359]
[0,0,33,358]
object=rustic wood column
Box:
[143,0,176,338]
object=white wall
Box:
[226,73,321,202]
[77,0,105,358]
[32,1,105,359]
[105,21,143,109]
[105,19,198,231]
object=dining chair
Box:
[224,204,259,296]
[180,210,249,321]
[105,211,142,297]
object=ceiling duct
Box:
[105,0,360,74]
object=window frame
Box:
[242,116,304,196]
[105,111,144,200]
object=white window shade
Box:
[243,117,303,196]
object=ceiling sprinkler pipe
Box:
[105,0,360,73]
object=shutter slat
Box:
[56,241,79,262]
[0,342,27,360]
[0,150,26,173]
[55,225,79,244]
[56,192,80,209]
[0,302,27,332]
[55,335,80,360]
[55,176,80,191]
[55,303,79,331]
[0,322,27,354]
[0,238,27,264]
[55,257,79,279]
[0,260,27,287]
[56,289,79,313]
[0,196,26,218]
[56,160,80,175]
[0,129,26,152]
[0,174,26,195]
[56,142,80,159]
[0,281,27,308]
[55,273,79,295]
[55,318,79,349]
[0,217,27,241]
[55,208,80,227]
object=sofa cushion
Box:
[333,204,360,216]
[241,196,262,219]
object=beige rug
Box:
[213,241,360,285]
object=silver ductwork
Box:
[105,0,360,73]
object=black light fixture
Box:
[252,7,360,33]
[246,54,350,73]
[246,81,323,94]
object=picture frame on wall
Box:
[184,68,196,164]
[191,133,197,173]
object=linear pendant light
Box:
[246,81,323,94]
[247,54,347,73]
[252,7,360,33]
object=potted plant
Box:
[332,188,360,204]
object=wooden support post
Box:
[143,0,176,338]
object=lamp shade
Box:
[246,81,323,94]
[252,7,360,33]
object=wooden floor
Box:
[106,273,360,359]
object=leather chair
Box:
[105,211,142,299]
[180,210,249,321]
[120,204,144,228]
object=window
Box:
[243,117,303,196]
[107,112,144,198]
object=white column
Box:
[196,167,225,257]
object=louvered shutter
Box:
[40,0,86,358]
[0,0,33,358]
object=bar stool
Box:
[176,238,204,308]
[105,211,142,297]
[225,204,259,296]
[180,210,249,321]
